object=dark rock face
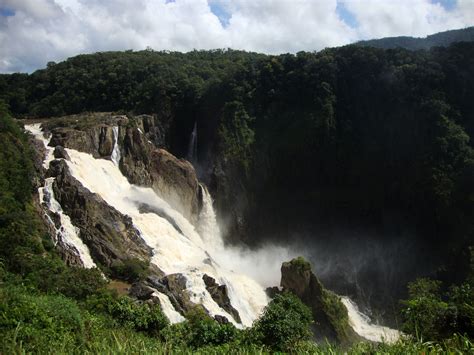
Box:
[48,159,152,267]
[280,257,359,344]
[202,274,241,324]
[121,126,201,224]
[129,283,156,300]
[53,146,70,160]
[130,273,201,317]
[48,121,123,160]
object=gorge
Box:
[1,37,473,352]
[25,114,400,342]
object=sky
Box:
[0,0,473,73]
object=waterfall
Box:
[48,142,268,326]
[111,126,121,166]
[25,124,96,269]
[186,121,198,164]
[197,184,223,249]
[341,296,400,343]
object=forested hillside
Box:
[1,42,474,310]
[357,26,474,50]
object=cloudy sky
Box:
[0,0,473,73]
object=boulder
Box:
[160,273,196,314]
[203,274,241,323]
[53,146,70,160]
[280,257,359,344]
[129,283,156,300]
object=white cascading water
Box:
[341,296,400,343]
[197,184,223,249]
[25,123,401,342]
[111,126,121,166]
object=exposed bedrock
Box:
[280,257,359,345]
[202,274,242,324]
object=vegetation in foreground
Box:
[0,103,473,353]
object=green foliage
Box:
[0,284,88,352]
[251,292,313,351]
[402,276,474,340]
[110,257,150,282]
[401,278,450,339]
[162,307,239,349]
[218,101,255,174]
[85,290,169,335]
[287,256,312,272]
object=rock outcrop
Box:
[280,257,359,344]
[203,274,241,323]
[121,126,200,224]
[129,273,204,318]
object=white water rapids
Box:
[341,297,400,344]
[25,123,401,342]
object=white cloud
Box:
[343,0,472,39]
[0,0,473,73]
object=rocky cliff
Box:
[280,257,359,344]
[43,113,201,224]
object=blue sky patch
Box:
[336,2,357,28]
[210,2,231,27]
[432,0,457,11]
[0,7,15,17]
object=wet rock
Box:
[202,274,242,324]
[280,257,359,344]
[214,315,230,324]
[121,127,201,224]
[160,273,199,315]
[53,146,70,160]
[129,282,156,300]
[42,113,201,225]
[265,286,282,299]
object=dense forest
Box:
[1,39,474,352]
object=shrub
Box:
[86,291,169,335]
[401,278,450,339]
[0,285,87,352]
[162,307,239,349]
[251,292,313,351]
[110,258,150,282]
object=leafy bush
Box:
[401,276,474,340]
[0,285,89,352]
[251,292,313,351]
[162,307,239,348]
[86,290,169,335]
[110,258,150,282]
[401,278,450,339]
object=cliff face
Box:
[44,113,201,225]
